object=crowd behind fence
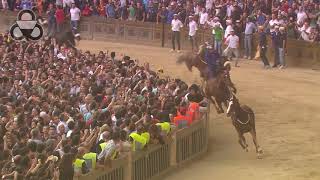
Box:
[77,109,209,180]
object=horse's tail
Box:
[176,53,194,71]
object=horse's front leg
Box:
[235,128,247,151]
[208,96,223,114]
[215,98,224,113]
[250,129,263,158]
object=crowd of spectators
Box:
[0,0,319,43]
[0,30,207,179]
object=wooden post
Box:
[124,152,132,180]
[169,134,177,167]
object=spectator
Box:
[279,26,287,69]
[171,14,183,53]
[136,2,145,22]
[199,7,208,27]
[244,17,256,59]
[223,29,240,67]
[56,5,65,33]
[70,3,81,33]
[47,4,56,37]
[258,26,270,69]
[105,1,116,19]
[188,15,198,52]
[128,2,136,21]
[213,23,224,55]
[271,25,281,68]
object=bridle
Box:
[229,94,250,125]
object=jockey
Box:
[204,42,220,79]
[222,61,237,93]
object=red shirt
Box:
[55,9,65,24]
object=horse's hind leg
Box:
[250,129,263,158]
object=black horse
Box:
[52,22,80,48]
[226,94,263,158]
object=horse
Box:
[52,22,80,49]
[226,94,263,158]
[176,45,235,114]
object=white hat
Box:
[57,53,66,60]
[275,25,280,29]
[226,19,232,23]
[39,111,47,118]
[279,27,285,31]
[74,33,80,37]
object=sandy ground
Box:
[79,40,320,180]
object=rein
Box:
[199,57,208,65]
[234,107,250,125]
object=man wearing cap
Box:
[171,14,183,53]
[258,26,270,68]
[244,17,256,59]
[271,25,281,67]
[188,15,198,51]
[223,29,240,67]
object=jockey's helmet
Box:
[224,61,231,67]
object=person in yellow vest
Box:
[137,125,150,144]
[82,150,98,171]
[97,131,121,164]
[156,121,171,136]
[73,147,89,175]
[129,132,147,151]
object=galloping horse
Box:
[176,45,235,113]
[226,94,263,158]
[53,22,79,48]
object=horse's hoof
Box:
[245,148,249,152]
[257,153,263,159]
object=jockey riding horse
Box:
[198,43,237,94]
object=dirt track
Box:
[79,40,320,180]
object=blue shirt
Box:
[205,49,220,67]
[166,10,174,24]
[106,4,116,18]
[245,22,256,35]
[271,31,281,47]
[256,15,266,26]
[21,0,32,10]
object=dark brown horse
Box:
[226,94,263,158]
[176,45,235,113]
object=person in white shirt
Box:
[70,3,81,33]
[269,13,280,33]
[188,16,198,51]
[205,0,213,11]
[224,19,233,38]
[223,29,240,67]
[297,7,308,25]
[199,8,208,26]
[171,14,183,53]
